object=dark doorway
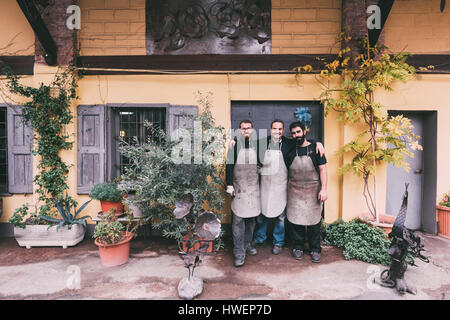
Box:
[231,101,324,142]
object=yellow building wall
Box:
[79,0,147,55]
[385,0,450,53]
[1,69,449,226]
[272,0,341,54]
[79,0,341,55]
[0,0,34,56]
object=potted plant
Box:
[10,195,91,249]
[437,191,450,239]
[93,209,146,267]
[89,182,125,216]
[118,92,227,247]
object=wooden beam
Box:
[368,0,395,47]
[77,54,336,73]
[0,56,34,75]
[16,0,57,65]
[77,54,450,75]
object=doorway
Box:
[385,111,437,234]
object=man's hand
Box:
[318,189,327,202]
[226,185,235,197]
[228,139,236,149]
[316,142,325,157]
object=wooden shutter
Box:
[167,105,198,136]
[77,105,105,194]
[7,106,33,193]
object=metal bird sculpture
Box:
[378,183,429,295]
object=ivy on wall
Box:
[3,66,80,215]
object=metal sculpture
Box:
[146,0,271,54]
[173,193,222,299]
[378,184,429,295]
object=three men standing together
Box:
[226,119,328,267]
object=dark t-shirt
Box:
[286,142,327,170]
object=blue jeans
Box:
[253,210,286,247]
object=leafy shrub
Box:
[8,204,56,228]
[439,191,450,207]
[89,183,124,202]
[118,92,227,247]
[323,218,392,266]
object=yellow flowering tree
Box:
[296,34,424,223]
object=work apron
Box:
[231,147,261,218]
[260,144,288,218]
[286,146,322,226]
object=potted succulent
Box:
[93,209,146,267]
[10,195,91,249]
[437,191,450,239]
[89,182,125,216]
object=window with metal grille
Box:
[0,107,7,193]
[113,107,166,177]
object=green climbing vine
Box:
[2,66,80,216]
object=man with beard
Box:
[225,120,260,267]
[286,121,328,263]
[254,119,325,255]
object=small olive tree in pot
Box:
[118,93,227,248]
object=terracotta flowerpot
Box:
[437,205,450,239]
[100,200,124,216]
[181,236,213,253]
[95,232,133,267]
[358,213,396,235]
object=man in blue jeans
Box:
[254,120,324,254]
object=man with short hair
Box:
[254,119,325,255]
[286,121,328,263]
[226,120,260,267]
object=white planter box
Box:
[14,224,86,249]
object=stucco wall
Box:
[0,0,34,56]
[2,66,449,226]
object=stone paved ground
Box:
[0,232,449,300]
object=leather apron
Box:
[231,147,261,218]
[286,145,322,226]
[260,143,288,218]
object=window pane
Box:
[116,107,166,176]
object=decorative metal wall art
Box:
[146,0,271,54]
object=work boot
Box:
[246,244,257,255]
[292,249,303,260]
[311,251,321,263]
[234,256,245,267]
[272,245,282,255]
